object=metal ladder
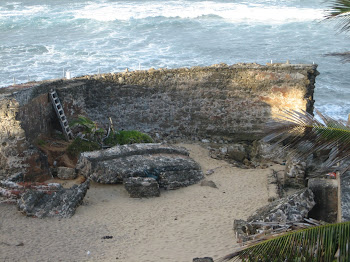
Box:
[49,90,74,141]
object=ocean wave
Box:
[315,103,349,121]
[73,1,324,24]
[0,4,48,19]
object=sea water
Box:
[0,0,349,119]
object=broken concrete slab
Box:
[57,167,77,180]
[247,188,315,223]
[124,177,160,198]
[17,180,89,218]
[76,143,203,189]
[234,188,315,242]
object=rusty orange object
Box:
[326,172,337,179]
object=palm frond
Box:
[264,109,350,171]
[218,221,350,262]
[324,0,350,32]
[324,51,350,63]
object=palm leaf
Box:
[218,221,350,262]
[264,109,350,171]
[324,0,350,32]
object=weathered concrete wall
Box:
[30,63,317,142]
[0,94,49,181]
[0,63,318,179]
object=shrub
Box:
[104,130,153,147]
[67,137,101,157]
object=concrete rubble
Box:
[233,188,315,242]
[76,143,204,192]
[17,180,89,218]
[124,177,160,198]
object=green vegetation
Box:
[70,115,105,143]
[104,130,153,147]
[36,139,47,146]
[324,0,350,61]
[219,109,350,261]
[264,109,350,172]
[67,137,100,158]
[67,115,153,157]
[219,221,350,262]
[325,0,350,32]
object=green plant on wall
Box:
[67,137,101,158]
[67,115,153,157]
[104,130,153,147]
[69,115,105,143]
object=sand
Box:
[0,143,282,262]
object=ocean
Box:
[0,0,349,120]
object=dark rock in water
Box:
[193,257,214,262]
[76,143,203,189]
[124,177,160,198]
[17,180,89,218]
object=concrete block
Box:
[308,178,338,223]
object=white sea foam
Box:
[0,5,48,18]
[74,1,324,24]
[0,0,349,120]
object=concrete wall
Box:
[0,94,49,181]
[51,63,317,142]
[0,63,318,179]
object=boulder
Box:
[124,177,160,198]
[17,180,89,218]
[76,143,203,189]
[57,167,77,180]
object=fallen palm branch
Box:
[218,221,350,262]
[235,218,325,246]
[264,108,350,172]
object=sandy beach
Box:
[0,143,282,262]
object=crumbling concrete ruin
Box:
[0,63,318,181]
[5,63,341,219]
